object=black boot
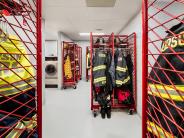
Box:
[106,106,111,119]
[101,107,106,119]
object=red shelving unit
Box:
[90,32,136,116]
[79,46,82,80]
[62,41,77,89]
[75,45,82,82]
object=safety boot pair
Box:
[106,106,111,119]
[100,106,111,119]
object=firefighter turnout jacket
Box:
[0,35,37,137]
[114,49,130,87]
[148,20,184,138]
[92,49,107,87]
[87,52,90,69]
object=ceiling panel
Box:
[43,0,142,40]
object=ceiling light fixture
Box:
[79,32,105,36]
[96,29,103,31]
[86,0,116,7]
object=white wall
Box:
[75,41,90,80]
[45,40,58,57]
[119,11,142,117]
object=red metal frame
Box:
[62,41,77,89]
[75,44,79,82]
[90,33,114,110]
[86,46,90,81]
[75,45,82,81]
[0,0,42,137]
[113,33,137,111]
[79,46,82,80]
[142,0,184,138]
[90,32,137,113]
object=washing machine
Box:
[45,57,58,88]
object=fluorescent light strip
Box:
[79,32,104,36]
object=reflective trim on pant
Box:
[148,84,184,101]
[93,65,106,72]
[94,77,106,84]
[147,121,176,138]
[116,66,128,72]
[116,76,130,85]
[6,115,37,138]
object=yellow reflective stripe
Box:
[149,84,184,92]
[94,77,106,83]
[0,80,35,91]
[87,53,90,68]
[99,53,106,57]
[0,83,35,97]
[23,114,37,131]
[148,84,184,101]
[6,115,37,138]
[148,91,184,101]
[116,66,128,72]
[6,122,25,138]
[147,121,176,138]
[116,76,130,85]
[93,65,106,71]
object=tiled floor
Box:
[43,81,141,138]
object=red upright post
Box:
[37,0,42,137]
[142,0,148,138]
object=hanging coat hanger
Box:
[0,21,9,42]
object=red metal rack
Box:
[0,0,42,137]
[90,33,114,113]
[79,46,82,80]
[86,46,91,81]
[142,0,184,138]
[62,41,77,89]
[75,45,82,82]
[113,34,137,113]
[90,32,136,116]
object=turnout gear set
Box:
[92,49,112,118]
[86,52,90,69]
[64,55,73,79]
[148,20,184,138]
[0,35,37,137]
[92,38,134,118]
[114,48,134,105]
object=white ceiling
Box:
[43,0,142,41]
